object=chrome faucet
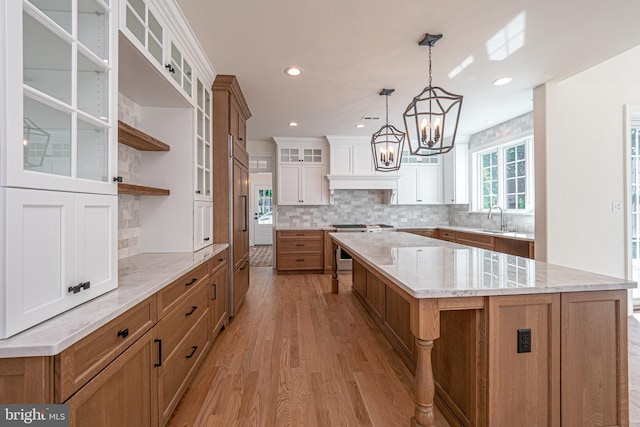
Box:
[488,206,507,231]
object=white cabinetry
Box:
[274,138,329,205]
[194,201,213,251]
[0,1,118,338]
[119,0,216,252]
[2,188,117,338]
[443,142,469,204]
[396,153,443,204]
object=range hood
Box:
[326,136,399,203]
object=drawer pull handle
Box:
[296,258,305,262]
[296,244,304,246]
[186,278,198,286]
[296,233,304,236]
[185,306,198,316]
[186,346,198,359]
[218,258,224,262]
[204,237,210,241]
[212,283,217,300]
[154,339,162,367]
[117,328,129,339]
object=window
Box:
[472,136,533,211]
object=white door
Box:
[193,201,213,251]
[253,185,273,245]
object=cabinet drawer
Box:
[157,263,209,318]
[277,239,323,254]
[494,237,533,258]
[158,312,211,424]
[438,229,456,241]
[157,281,209,362]
[277,254,323,270]
[456,231,494,250]
[277,230,323,239]
[209,249,228,274]
[56,297,157,402]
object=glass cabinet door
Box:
[170,41,193,98]
[195,78,212,200]
[17,0,115,193]
[124,0,164,67]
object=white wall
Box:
[535,45,640,278]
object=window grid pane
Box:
[481,151,498,209]
[504,143,527,210]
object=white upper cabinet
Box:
[2,0,118,194]
[443,142,469,204]
[396,152,443,205]
[195,78,212,200]
[120,0,196,101]
[274,137,329,205]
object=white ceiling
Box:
[176,0,640,142]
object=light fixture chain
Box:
[428,44,432,88]
[385,94,389,125]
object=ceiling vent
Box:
[361,116,380,121]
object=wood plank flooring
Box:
[167,267,450,426]
[168,267,640,427]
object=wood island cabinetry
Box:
[345,245,628,427]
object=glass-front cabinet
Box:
[195,78,212,200]
[3,0,118,194]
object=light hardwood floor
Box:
[168,267,640,427]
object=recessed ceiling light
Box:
[288,122,298,127]
[492,77,513,86]
[355,123,365,128]
[284,66,302,77]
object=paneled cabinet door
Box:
[66,330,157,427]
[397,165,442,204]
[300,165,324,205]
[3,188,117,338]
[397,166,419,204]
[233,159,249,270]
[278,165,301,205]
[210,266,228,335]
[193,201,213,251]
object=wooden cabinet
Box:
[0,256,227,427]
[366,271,385,318]
[56,297,157,402]
[212,75,251,317]
[66,330,158,427]
[455,230,494,250]
[352,260,367,296]
[323,230,336,273]
[209,254,229,337]
[401,228,436,238]
[430,228,535,259]
[276,230,324,273]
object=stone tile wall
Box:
[117,93,142,259]
[275,190,450,228]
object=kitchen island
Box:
[329,231,635,427]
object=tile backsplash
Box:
[276,190,450,228]
[275,190,535,233]
[117,93,142,259]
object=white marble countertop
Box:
[330,232,634,299]
[0,244,228,358]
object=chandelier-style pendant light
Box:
[403,33,463,156]
[371,88,405,172]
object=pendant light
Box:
[403,33,463,156]
[371,88,405,172]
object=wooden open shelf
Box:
[118,121,170,151]
[118,183,170,196]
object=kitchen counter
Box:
[275,226,337,231]
[0,244,228,358]
[328,231,634,427]
[330,232,615,298]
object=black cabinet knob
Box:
[117,328,129,339]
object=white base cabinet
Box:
[1,188,117,338]
[194,201,213,251]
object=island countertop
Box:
[330,231,635,299]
